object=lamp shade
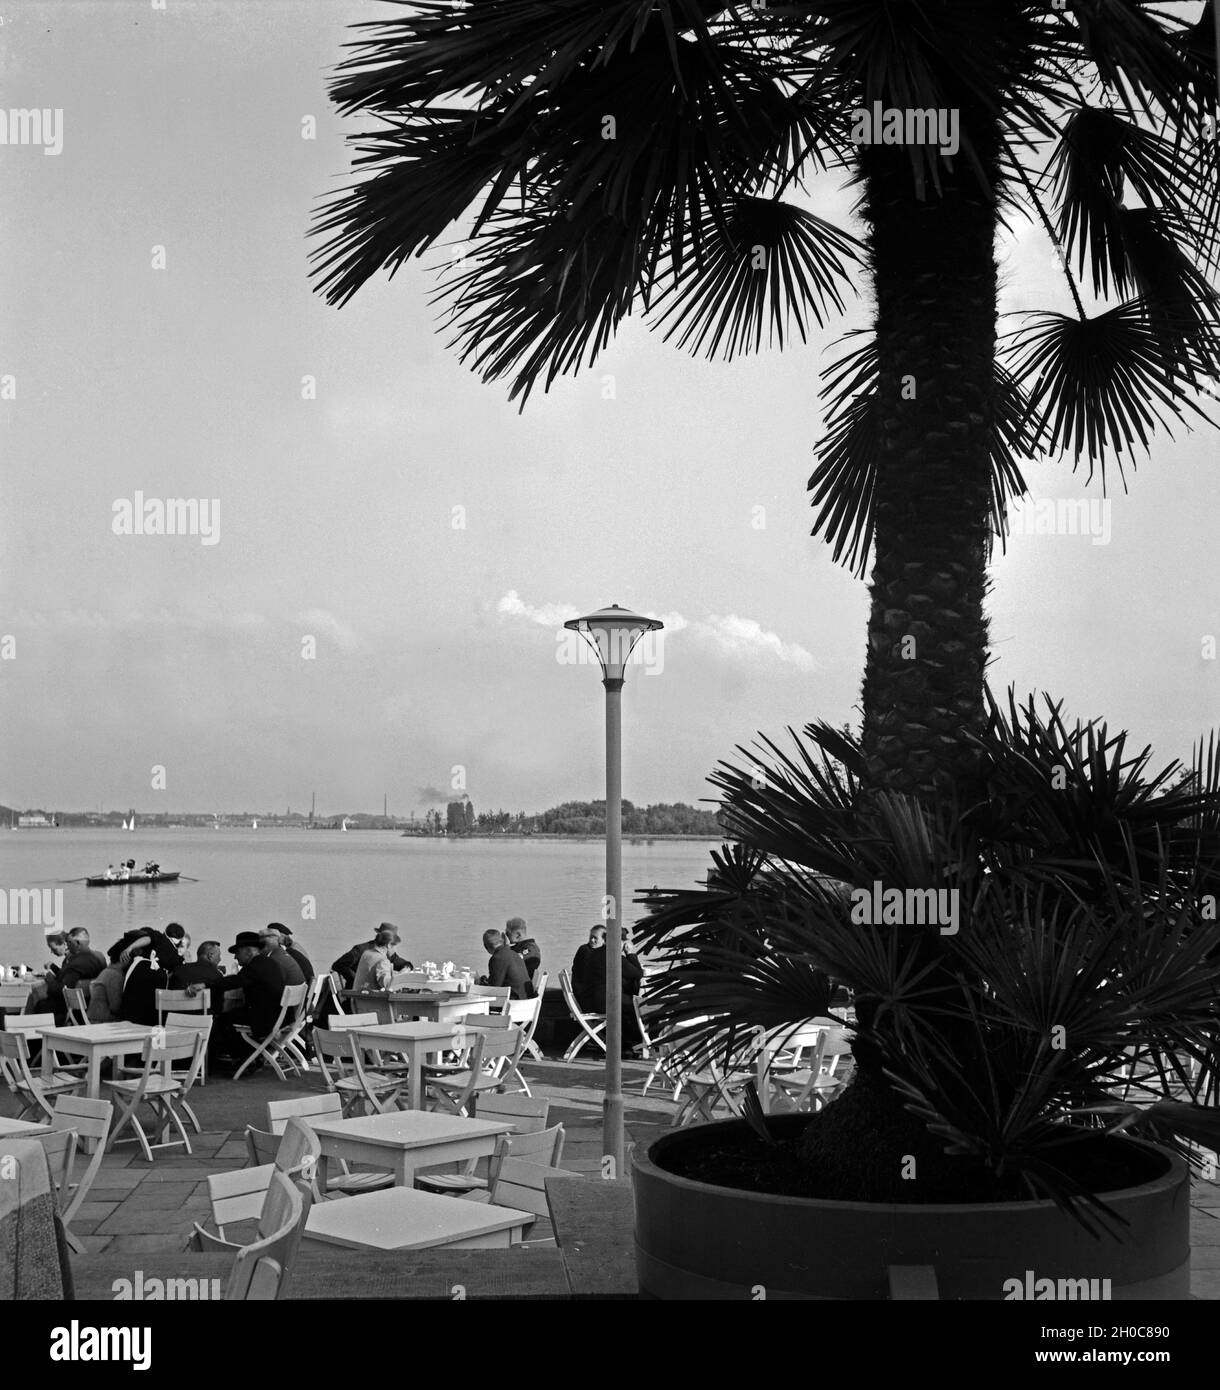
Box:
[564,604,663,682]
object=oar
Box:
[176,875,200,882]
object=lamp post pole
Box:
[603,674,625,1171]
[564,603,662,1179]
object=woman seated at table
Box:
[22,933,70,1010]
[87,943,129,1023]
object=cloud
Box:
[416,785,453,804]
[496,590,581,627]
[296,609,360,653]
[496,593,814,671]
[693,614,817,671]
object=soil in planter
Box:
[664,1074,1166,1205]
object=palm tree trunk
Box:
[832,107,1003,1113]
[857,126,1001,801]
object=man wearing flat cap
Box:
[268,922,315,983]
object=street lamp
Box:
[564,602,663,1173]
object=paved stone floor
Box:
[10,1057,674,1258]
[6,1056,1219,1298]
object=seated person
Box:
[42,933,69,978]
[269,923,315,983]
[572,925,643,1048]
[480,928,534,1000]
[208,930,304,1067]
[24,933,70,1009]
[43,929,108,1023]
[164,923,190,957]
[87,944,128,1023]
[505,917,542,979]
[259,926,307,987]
[175,940,224,987]
[330,923,413,988]
[571,925,607,1012]
[351,931,397,993]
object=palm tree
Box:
[312,0,1220,801]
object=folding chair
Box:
[640,1029,692,1100]
[502,995,542,1093]
[312,1027,403,1117]
[770,1026,854,1112]
[327,1012,380,1029]
[558,968,607,1062]
[223,1172,311,1300]
[47,1094,113,1254]
[415,1097,552,1195]
[264,1093,395,1196]
[478,1093,550,1132]
[190,1169,312,1301]
[480,984,514,1017]
[14,1126,78,1230]
[3,1012,72,1071]
[0,1029,82,1120]
[5,1011,87,1079]
[277,973,329,1067]
[104,1029,207,1162]
[671,1055,746,1127]
[232,982,309,1079]
[328,1011,412,1079]
[520,972,547,1061]
[199,1118,320,1244]
[326,972,349,1015]
[425,1027,524,1116]
[0,980,33,1014]
[62,987,91,1026]
[162,1013,213,1123]
[744,1021,822,1111]
[155,989,207,1023]
[483,1144,583,1248]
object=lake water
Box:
[0,829,721,976]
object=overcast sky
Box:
[2,1,1217,817]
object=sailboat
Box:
[252,818,259,830]
[341,817,349,832]
[123,815,135,832]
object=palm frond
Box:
[1000,300,1220,473]
[1065,0,1203,126]
[648,196,863,358]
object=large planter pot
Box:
[633,1116,1191,1300]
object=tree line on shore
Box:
[420,799,723,836]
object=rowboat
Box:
[85,871,181,887]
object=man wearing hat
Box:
[259,924,311,988]
[209,930,304,1071]
[269,923,315,984]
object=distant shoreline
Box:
[13,825,727,842]
[419,832,727,842]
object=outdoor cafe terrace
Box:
[2,976,1219,1302]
